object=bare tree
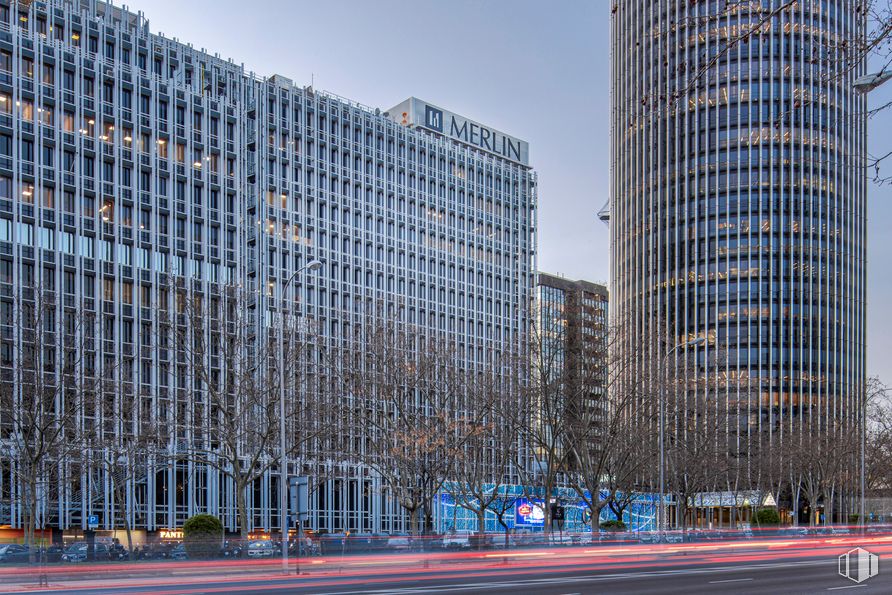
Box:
[786,419,856,526]
[0,285,94,556]
[445,351,521,544]
[662,384,730,531]
[168,281,328,541]
[514,303,580,537]
[563,320,657,532]
[342,314,471,537]
[89,369,167,556]
[866,377,892,501]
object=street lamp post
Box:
[853,72,890,529]
[278,259,322,574]
[658,336,706,541]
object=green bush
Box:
[754,508,780,526]
[849,514,861,524]
[183,514,223,560]
[599,519,627,532]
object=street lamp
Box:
[854,71,892,94]
[851,72,891,528]
[278,259,322,574]
[658,336,706,541]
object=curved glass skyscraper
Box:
[610,1,866,452]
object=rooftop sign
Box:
[388,97,530,166]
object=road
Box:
[2,534,890,594]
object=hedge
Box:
[183,514,223,559]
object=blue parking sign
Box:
[87,515,98,528]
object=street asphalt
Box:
[0,555,892,595]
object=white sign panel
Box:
[388,97,530,166]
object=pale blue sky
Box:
[125,0,892,378]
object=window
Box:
[80,236,94,258]
[40,227,53,250]
[21,139,33,161]
[119,243,131,266]
[17,222,33,245]
[155,251,167,273]
[60,231,74,254]
[0,259,13,284]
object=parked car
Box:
[780,527,810,537]
[61,542,111,562]
[365,533,390,553]
[0,544,31,564]
[442,532,472,550]
[385,533,412,551]
[594,530,636,544]
[639,531,684,543]
[246,540,275,558]
[511,532,547,548]
[170,543,187,560]
[42,545,65,563]
[637,532,659,543]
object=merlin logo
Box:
[838,547,879,584]
[424,105,443,132]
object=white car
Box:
[246,540,275,558]
[386,534,411,550]
[442,532,472,549]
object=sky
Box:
[124,0,892,378]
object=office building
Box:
[610,0,866,497]
[0,0,536,539]
[535,272,608,431]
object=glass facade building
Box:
[0,0,536,537]
[535,272,609,428]
[610,1,866,454]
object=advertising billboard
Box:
[514,498,546,526]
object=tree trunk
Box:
[113,477,134,557]
[477,508,487,537]
[496,513,510,548]
[542,481,552,538]
[26,478,37,563]
[123,485,134,557]
[236,479,250,542]
[409,506,419,536]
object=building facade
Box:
[535,272,609,430]
[610,0,866,483]
[0,0,536,539]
